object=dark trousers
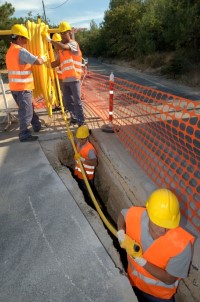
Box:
[76,178,95,209]
[12,90,41,140]
[133,287,175,302]
[62,81,85,126]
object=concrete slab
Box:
[0,137,136,302]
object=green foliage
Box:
[0,2,51,68]
[76,21,105,57]
[160,52,187,78]
[0,42,7,68]
[1,0,200,75]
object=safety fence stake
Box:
[101,71,115,133]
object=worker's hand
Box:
[46,35,51,43]
[133,257,147,267]
[120,234,143,258]
[74,152,81,161]
[41,30,51,41]
[40,55,47,63]
[117,229,125,243]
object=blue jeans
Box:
[133,287,175,302]
[12,90,41,140]
[62,81,85,126]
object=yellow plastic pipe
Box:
[0,21,118,239]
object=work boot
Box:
[52,106,61,112]
[20,135,38,142]
[69,118,78,125]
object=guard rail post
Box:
[101,71,115,133]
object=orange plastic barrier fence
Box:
[82,72,200,232]
[33,97,47,109]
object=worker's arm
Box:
[142,261,177,285]
[117,212,126,232]
[50,40,71,51]
[84,157,98,167]
[20,49,46,66]
[51,56,60,68]
[33,56,46,65]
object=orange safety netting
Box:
[33,97,47,109]
[82,72,200,232]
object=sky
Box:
[5,0,110,29]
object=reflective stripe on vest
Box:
[126,207,194,299]
[59,40,82,80]
[74,162,95,175]
[128,259,179,289]
[74,141,96,180]
[6,43,34,91]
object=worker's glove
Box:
[120,234,143,258]
[41,30,51,42]
[40,55,47,63]
[117,229,125,243]
[74,152,81,161]
[133,257,147,267]
[46,35,51,43]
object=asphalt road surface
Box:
[87,58,200,101]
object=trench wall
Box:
[91,129,200,302]
[54,129,199,302]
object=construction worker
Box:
[6,24,47,142]
[74,125,98,207]
[51,33,62,112]
[117,188,194,302]
[46,21,85,126]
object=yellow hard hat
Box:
[76,125,89,139]
[146,188,180,229]
[11,24,29,39]
[52,33,61,42]
[58,21,72,32]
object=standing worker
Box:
[117,188,194,302]
[6,24,47,142]
[46,21,85,126]
[51,33,62,112]
[74,125,98,207]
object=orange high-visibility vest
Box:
[126,207,194,299]
[74,142,97,180]
[6,43,34,91]
[59,40,82,80]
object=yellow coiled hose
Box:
[26,20,118,238]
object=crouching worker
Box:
[117,188,194,302]
[74,125,98,208]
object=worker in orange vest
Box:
[46,21,85,126]
[117,188,194,302]
[51,33,63,112]
[6,24,47,142]
[74,125,98,208]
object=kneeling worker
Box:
[117,188,194,302]
[74,125,98,208]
